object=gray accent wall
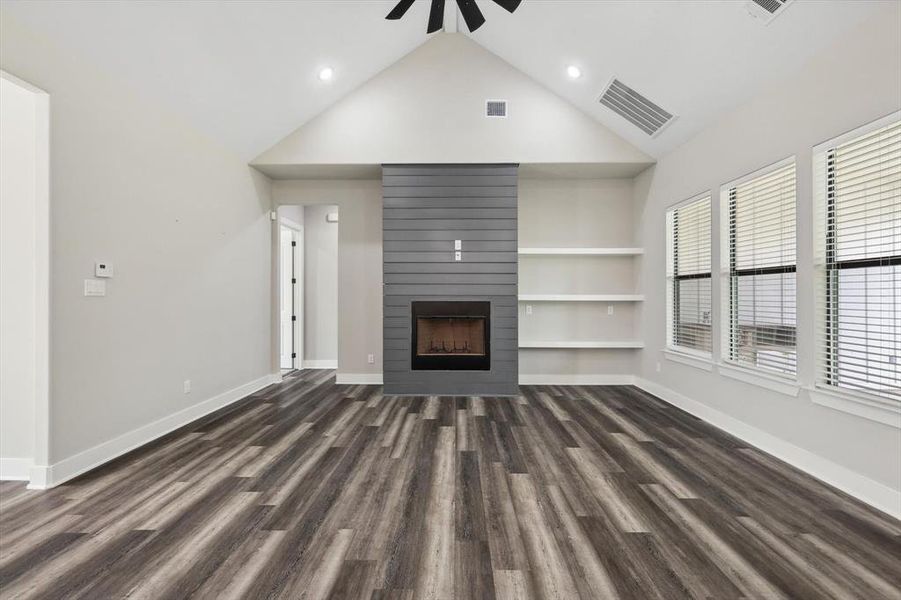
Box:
[383,164,518,395]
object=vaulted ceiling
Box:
[0,0,890,161]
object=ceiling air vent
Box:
[598,78,674,137]
[746,0,794,24]
[486,100,507,118]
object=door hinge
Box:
[291,352,296,358]
[292,278,297,284]
[291,315,297,321]
[291,241,296,247]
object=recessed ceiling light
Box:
[318,67,334,82]
[566,65,582,79]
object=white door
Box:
[280,226,298,369]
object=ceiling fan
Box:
[386,0,523,34]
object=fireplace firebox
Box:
[411,301,490,370]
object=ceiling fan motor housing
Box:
[386,0,523,34]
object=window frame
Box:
[666,192,713,359]
[812,111,901,411]
[719,156,799,380]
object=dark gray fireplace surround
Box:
[383,164,518,395]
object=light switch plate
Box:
[454,240,462,250]
[607,305,614,316]
[95,261,113,278]
[454,251,462,261]
[84,279,106,297]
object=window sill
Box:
[717,362,800,397]
[808,385,901,429]
[663,349,713,372]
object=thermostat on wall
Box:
[326,212,339,223]
[95,261,114,278]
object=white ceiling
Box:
[1,0,890,160]
[468,0,890,157]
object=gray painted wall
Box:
[518,178,641,379]
[1,15,273,467]
[272,180,383,378]
[303,204,338,364]
[383,165,518,395]
[635,6,901,502]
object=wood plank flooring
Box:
[1,369,899,599]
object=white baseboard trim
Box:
[0,458,32,481]
[336,373,383,385]
[302,360,338,369]
[634,377,901,520]
[519,374,635,386]
[28,373,280,490]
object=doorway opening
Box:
[279,212,302,371]
[277,204,338,373]
[0,71,50,486]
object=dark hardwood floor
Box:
[1,369,899,599]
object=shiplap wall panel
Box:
[384,229,517,241]
[384,240,517,252]
[384,197,516,208]
[383,175,519,187]
[384,219,517,230]
[383,252,517,263]
[384,186,517,198]
[385,263,517,274]
[384,166,519,177]
[383,164,519,395]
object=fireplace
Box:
[383,164,517,395]
[412,301,490,370]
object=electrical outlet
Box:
[607,305,614,316]
[183,379,191,394]
[656,362,661,373]
[367,353,374,364]
[526,305,532,315]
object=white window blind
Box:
[819,119,900,402]
[725,161,797,376]
[667,195,712,355]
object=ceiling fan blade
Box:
[427,0,446,33]
[490,0,522,13]
[456,0,486,32]
[385,0,416,20]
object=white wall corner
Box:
[26,464,50,489]
[0,458,32,481]
[335,373,384,385]
[38,373,278,489]
[634,377,901,520]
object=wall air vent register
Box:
[486,100,508,118]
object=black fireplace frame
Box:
[411,301,491,371]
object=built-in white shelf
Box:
[518,247,644,256]
[519,341,645,349]
[519,294,644,302]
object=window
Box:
[723,160,797,376]
[817,116,900,402]
[667,194,712,355]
